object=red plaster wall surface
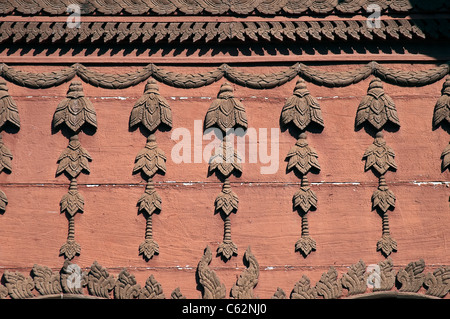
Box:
[0,64,448,298]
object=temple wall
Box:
[0,63,448,298]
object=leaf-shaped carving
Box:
[52,81,97,133]
[152,65,224,88]
[129,79,172,133]
[230,246,259,299]
[310,0,337,13]
[114,269,141,299]
[133,134,166,178]
[0,285,8,299]
[372,186,395,213]
[1,64,76,89]
[433,77,450,129]
[286,133,320,175]
[295,235,316,257]
[171,287,186,299]
[31,264,62,296]
[137,179,162,216]
[224,64,298,89]
[377,234,397,257]
[208,139,242,179]
[375,63,449,87]
[60,179,84,216]
[215,179,238,216]
[87,261,115,299]
[196,246,226,299]
[139,238,159,260]
[397,259,426,293]
[0,189,7,213]
[76,63,153,89]
[0,136,13,174]
[315,267,342,299]
[341,260,367,296]
[59,239,81,262]
[441,142,450,172]
[217,239,238,261]
[56,135,92,178]
[60,260,87,295]
[373,257,396,292]
[298,62,373,88]
[0,80,20,131]
[293,186,317,214]
[363,132,396,175]
[355,78,400,131]
[424,267,450,298]
[139,275,165,299]
[204,82,247,133]
[3,271,35,299]
[290,275,317,299]
[281,79,324,131]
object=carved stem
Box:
[67,215,75,241]
[301,174,309,187]
[69,177,78,191]
[223,216,232,243]
[145,214,153,240]
[382,212,390,236]
[145,178,154,192]
[379,174,387,188]
[301,214,309,237]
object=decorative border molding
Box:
[0,18,435,46]
[0,62,449,90]
[0,0,443,16]
[0,256,448,299]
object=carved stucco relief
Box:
[53,81,97,260]
[282,79,323,257]
[0,0,441,16]
[130,79,172,261]
[0,80,20,215]
[1,62,448,90]
[358,78,399,257]
[205,82,246,262]
[0,256,448,299]
[433,76,450,205]
[0,62,446,274]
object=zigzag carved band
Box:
[1,62,449,90]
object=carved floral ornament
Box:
[0,255,449,299]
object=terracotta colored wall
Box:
[0,64,448,298]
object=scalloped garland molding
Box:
[0,0,437,16]
[0,62,449,90]
[0,256,448,299]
